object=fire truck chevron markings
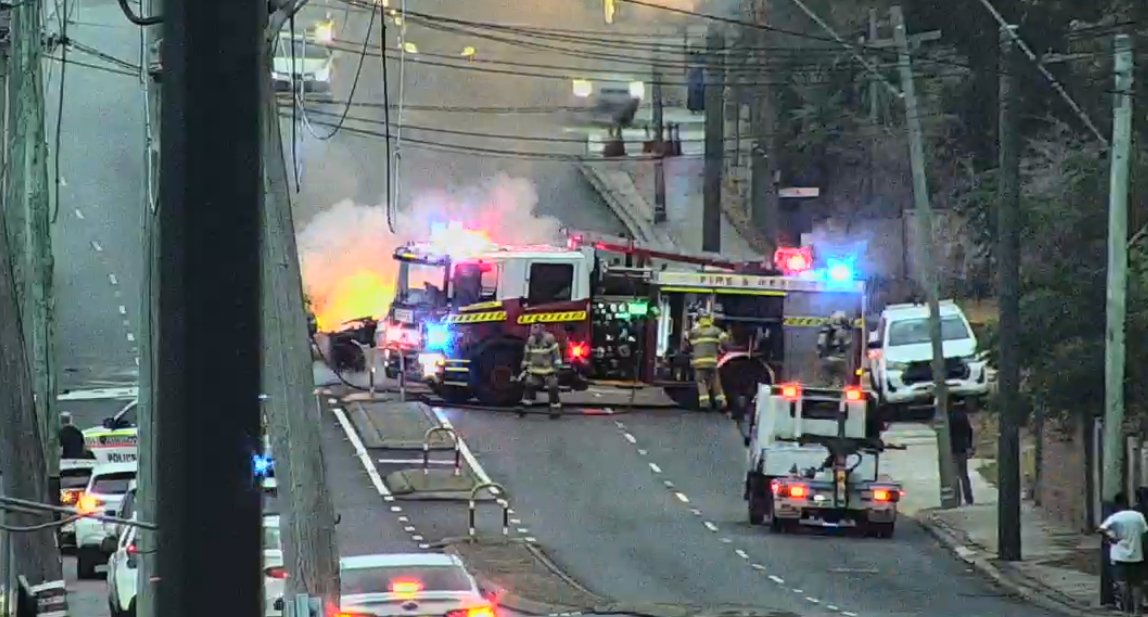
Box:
[444,311,506,324]
[516,310,588,325]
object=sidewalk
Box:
[919,486,1105,616]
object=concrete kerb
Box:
[343,399,456,450]
[438,537,696,617]
[578,163,675,250]
[915,509,1111,617]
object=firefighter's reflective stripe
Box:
[784,316,865,327]
[444,311,506,324]
[524,335,560,375]
[688,325,726,368]
[517,311,587,325]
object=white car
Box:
[105,517,138,617]
[569,75,644,126]
[263,515,286,617]
[869,301,990,416]
[335,553,495,617]
[58,459,97,549]
[273,33,334,102]
[75,462,138,579]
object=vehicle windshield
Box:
[279,38,331,61]
[61,469,92,490]
[91,472,136,495]
[341,565,473,595]
[395,261,449,307]
[887,315,971,346]
[263,525,282,550]
[450,262,497,309]
[114,401,137,426]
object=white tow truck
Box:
[744,382,904,538]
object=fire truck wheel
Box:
[474,344,525,406]
[719,357,772,407]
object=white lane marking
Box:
[118,305,127,315]
[377,458,454,465]
[613,420,625,428]
[510,518,522,525]
[108,274,117,285]
[418,543,430,549]
[674,492,689,503]
[91,241,103,252]
[842,612,858,617]
[637,448,647,456]
[703,521,718,532]
[792,589,804,594]
[74,208,85,219]
[523,537,536,543]
[429,406,492,486]
[126,333,135,342]
[622,433,636,444]
[734,549,748,559]
[768,575,784,584]
[517,528,529,533]
[331,406,393,497]
[403,526,416,532]
[327,398,338,405]
[390,506,402,512]
[750,563,765,571]
[826,606,839,611]
[805,597,820,604]
[689,508,702,516]
[398,516,409,523]
[411,534,424,541]
[719,537,732,543]
[648,462,662,473]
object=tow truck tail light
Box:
[568,341,588,362]
[771,481,808,498]
[871,488,901,503]
[843,386,864,402]
[447,606,495,617]
[779,383,801,401]
[263,565,288,579]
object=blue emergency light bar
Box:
[253,454,274,477]
[424,323,452,351]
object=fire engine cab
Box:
[379,227,869,408]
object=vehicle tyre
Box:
[127,598,137,617]
[474,344,524,406]
[718,356,772,412]
[662,386,699,411]
[76,548,99,580]
[433,384,472,405]
[747,479,768,526]
[768,515,790,534]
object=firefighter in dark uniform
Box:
[817,310,853,387]
[519,323,562,419]
[687,310,728,412]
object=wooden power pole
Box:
[748,0,778,252]
[701,24,724,253]
[890,5,960,510]
[996,24,1022,562]
[261,1,341,608]
[136,0,163,613]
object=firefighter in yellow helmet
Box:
[687,309,728,412]
[519,323,562,419]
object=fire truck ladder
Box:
[564,229,778,274]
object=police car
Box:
[83,400,138,465]
[75,462,137,579]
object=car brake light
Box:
[771,481,808,498]
[127,544,139,555]
[788,484,808,498]
[568,341,588,361]
[447,606,495,617]
[389,579,423,595]
[872,488,900,502]
[844,386,864,402]
[779,383,801,401]
[76,494,103,514]
[264,565,288,579]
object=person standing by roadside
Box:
[948,406,975,506]
[1100,493,1148,612]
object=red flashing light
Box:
[389,579,424,595]
[774,246,813,274]
[844,386,864,402]
[447,607,496,617]
[568,341,588,362]
[779,383,801,401]
[126,543,139,556]
[872,488,900,503]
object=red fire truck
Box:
[379,230,867,408]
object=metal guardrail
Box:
[467,482,509,538]
[422,427,461,476]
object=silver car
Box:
[273,33,335,102]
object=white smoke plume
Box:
[298,174,562,330]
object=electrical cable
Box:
[0,513,83,532]
[49,0,67,223]
[381,1,395,233]
[289,16,302,190]
[44,54,138,78]
[293,5,377,141]
[116,0,160,25]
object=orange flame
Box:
[427,221,496,259]
[312,270,393,332]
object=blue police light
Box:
[826,258,855,282]
[253,454,274,477]
[424,323,452,351]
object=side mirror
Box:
[102,417,115,429]
[100,536,118,553]
[105,509,118,517]
[273,598,285,611]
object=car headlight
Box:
[886,361,909,371]
[572,79,592,98]
[628,80,644,98]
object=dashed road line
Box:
[90,240,103,252]
[612,418,865,617]
[108,274,117,285]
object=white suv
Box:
[75,462,137,579]
[105,518,138,617]
[869,301,989,417]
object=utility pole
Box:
[154,0,262,616]
[748,0,777,253]
[996,24,1022,562]
[651,47,666,223]
[701,24,724,253]
[0,4,63,595]
[890,5,960,510]
[135,0,162,613]
[1101,31,1133,517]
[261,1,341,608]
[867,8,879,123]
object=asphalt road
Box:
[46,0,146,392]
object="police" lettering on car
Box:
[106,451,138,463]
[516,311,588,325]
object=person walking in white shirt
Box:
[1100,492,1148,612]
